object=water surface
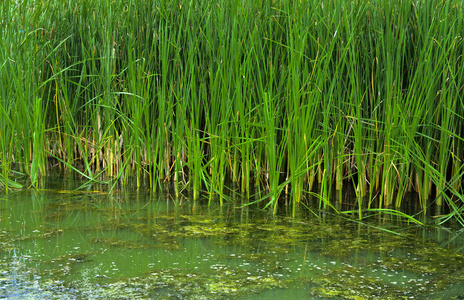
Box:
[1,178,464,299]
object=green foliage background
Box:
[1,0,463,222]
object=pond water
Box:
[1,177,464,299]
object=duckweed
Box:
[1,188,464,299]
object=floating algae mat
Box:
[1,180,464,299]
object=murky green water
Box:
[1,178,464,299]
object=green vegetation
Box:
[1,0,464,223]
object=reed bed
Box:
[1,0,464,223]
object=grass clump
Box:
[1,0,464,223]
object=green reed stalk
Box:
[2,0,464,224]
[0,11,16,190]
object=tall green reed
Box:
[2,0,464,224]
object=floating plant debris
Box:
[1,186,464,299]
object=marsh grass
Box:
[1,0,464,223]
